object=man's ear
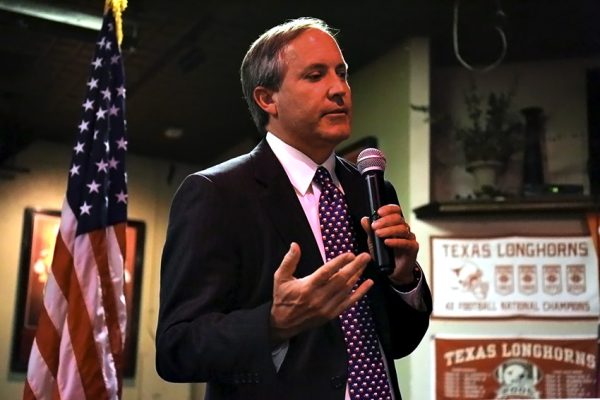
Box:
[253,86,277,117]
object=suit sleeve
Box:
[377,180,433,359]
[379,273,432,359]
[155,174,277,384]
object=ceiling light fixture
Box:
[163,128,184,140]
[0,0,102,31]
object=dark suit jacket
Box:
[156,139,432,400]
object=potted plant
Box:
[454,81,522,196]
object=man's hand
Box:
[361,204,419,286]
[270,243,373,342]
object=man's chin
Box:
[321,132,350,148]
[319,124,351,141]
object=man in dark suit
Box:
[156,17,432,400]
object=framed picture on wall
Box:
[10,208,145,378]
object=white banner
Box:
[431,236,600,318]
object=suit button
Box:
[330,375,345,389]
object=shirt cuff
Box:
[390,265,428,311]
[392,265,422,292]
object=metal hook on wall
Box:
[453,0,508,72]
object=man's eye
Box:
[338,70,348,79]
[306,72,322,81]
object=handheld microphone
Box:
[356,148,394,275]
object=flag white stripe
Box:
[26,342,55,400]
[73,231,119,398]
[59,200,77,251]
[56,326,85,400]
[99,227,123,399]
[43,272,68,336]
[107,226,127,339]
[73,233,105,323]
[94,300,119,400]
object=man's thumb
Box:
[274,242,301,281]
[360,216,371,234]
[360,217,375,257]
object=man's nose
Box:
[327,78,349,104]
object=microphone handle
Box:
[364,172,394,274]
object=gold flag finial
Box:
[105,0,128,46]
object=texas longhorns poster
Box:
[431,236,600,319]
[433,335,598,399]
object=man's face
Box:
[266,29,352,161]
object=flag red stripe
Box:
[27,229,72,400]
[66,240,110,400]
[115,222,126,257]
[34,305,61,378]
[45,229,72,390]
[90,228,123,355]
[23,380,34,400]
[51,227,74,305]
[48,227,109,399]
[109,222,128,397]
[90,228,124,391]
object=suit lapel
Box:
[251,140,323,277]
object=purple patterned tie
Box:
[313,166,392,400]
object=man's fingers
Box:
[274,242,301,282]
[370,204,413,241]
[347,259,368,287]
[328,278,374,318]
[311,252,371,309]
[310,252,357,285]
[377,204,404,217]
[347,278,374,307]
[377,225,411,239]
[321,276,374,319]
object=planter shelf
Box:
[413,195,600,220]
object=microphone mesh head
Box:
[356,148,386,174]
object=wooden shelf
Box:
[413,196,600,219]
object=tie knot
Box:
[313,166,333,188]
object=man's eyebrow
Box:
[300,63,328,73]
[299,62,348,73]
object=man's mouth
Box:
[322,108,348,116]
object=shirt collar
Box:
[266,132,338,195]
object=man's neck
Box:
[267,132,335,165]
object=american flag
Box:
[23,7,128,400]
